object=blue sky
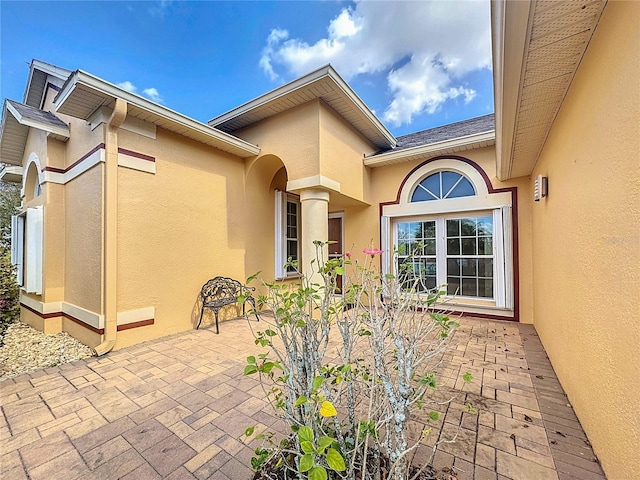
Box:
[1,1,493,137]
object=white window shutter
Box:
[11,215,25,286]
[501,206,514,309]
[26,206,43,295]
[274,190,285,279]
[493,208,506,308]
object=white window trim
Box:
[382,158,514,313]
[392,211,499,304]
[275,190,301,280]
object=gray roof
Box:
[375,114,495,154]
[7,100,69,130]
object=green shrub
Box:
[0,248,19,340]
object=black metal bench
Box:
[197,276,258,333]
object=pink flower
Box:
[363,248,383,258]
[345,251,352,259]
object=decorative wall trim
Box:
[117,306,155,326]
[46,82,62,92]
[19,297,156,334]
[117,319,154,331]
[118,148,156,174]
[41,143,157,183]
[20,299,105,335]
[42,144,105,184]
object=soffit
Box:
[209,65,396,150]
[495,0,607,180]
[0,165,23,183]
[55,71,260,158]
[0,100,70,166]
[23,60,72,108]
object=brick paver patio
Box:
[1,317,606,479]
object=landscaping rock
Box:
[0,321,94,380]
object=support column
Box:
[300,188,330,286]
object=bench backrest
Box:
[200,276,248,305]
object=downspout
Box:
[94,98,127,355]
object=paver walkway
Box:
[1,317,606,480]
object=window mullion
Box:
[436,217,446,287]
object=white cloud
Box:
[149,0,172,18]
[117,81,137,93]
[117,82,163,104]
[142,87,163,103]
[259,0,491,127]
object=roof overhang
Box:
[492,0,607,180]
[23,59,72,108]
[0,100,71,166]
[209,65,396,150]
[55,70,260,158]
[364,130,495,168]
[0,165,23,183]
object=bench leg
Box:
[214,310,220,334]
[197,306,205,330]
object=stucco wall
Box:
[64,164,103,314]
[346,146,534,324]
[529,2,640,477]
[115,128,247,347]
[233,101,321,182]
[319,102,377,203]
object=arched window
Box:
[381,157,516,316]
[411,171,475,202]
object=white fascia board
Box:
[491,0,533,181]
[209,64,396,148]
[31,60,72,81]
[209,65,336,126]
[327,67,396,148]
[56,71,260,157]
[6,102,70,138]
[364,130,496,168]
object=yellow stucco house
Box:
[0,1,637,477]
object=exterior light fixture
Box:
[534,175,548,201]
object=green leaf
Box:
[294,395,308,407]
[298,426,314,443]
[317,436,333,452]
[462,372,473,383]
[300,441,315,454]
[299,453,314,472]
[244,426,255,437]
[428,411,440,421]
[309,466,328,480]
[335,266,345,275]
[261,362,276,374]
[312,376,324,391]
[247,356,256,364]
[325,448,346,471]
[243,365,258,375]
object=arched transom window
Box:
[411,171,475,202]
